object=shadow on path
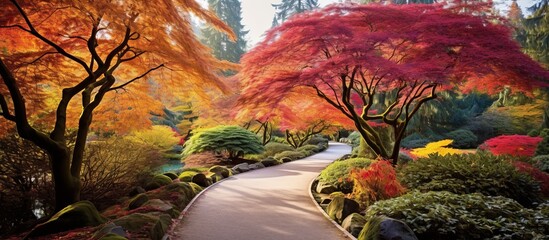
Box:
[168,142,352,240]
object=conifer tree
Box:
[202,0,248,66]
[272,0,319,27]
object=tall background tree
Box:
[272,0,319,27]
[0,0,234,211]
[202,0,248,69]
[238,3,549,164]
[519,0,549,67]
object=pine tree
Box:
[202,0,248,66]
[521,0,549,67]
[272,0,319,27]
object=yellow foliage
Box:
[125,125,179,151]
[411,139,466,158]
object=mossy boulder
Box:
[316,181,337,194]
[232,163,250,173]
[326,197,360,224]
[162,172,179,180]
[249,162,265,170]
[99,234,128,240]
[280,157,292,163]
[342,213,367,237]
[358,216,417,240]
[113,213,171,240]
[209,165,232,178]
[128,193,149,210]
[207,172,224,183]
[128,186,146,197]
[26,200,107,238]
[191,173,211,187]
[178,171,198,182]
[260,157,280,167]
[93,222,127,239]
[142,199,179,218]
[146,182,202,210]
[144,174,173,191]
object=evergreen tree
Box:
[520,0,549,67]
[272,0,319,27]
[202,0,247,66]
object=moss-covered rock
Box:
[178,171,198,182]
[146,182,202,210]
[162,172,178,180]
[358,216,417,240]
[207,172,224,183]
[93,222,127,239]
[99,234,128,240]
[342,213,367,238]
[128,186,146,197]
[144,174,173,191]
[142,199,179,218]
[260,157,280,167]
[113,213,171,240]
[326,197,360,224]
[26,200,107,238]
[191,173,211,187]
[128,193,149,210]
[208,165,232,178]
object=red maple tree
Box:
[238,3,549,164]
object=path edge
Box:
[308,174,358,240]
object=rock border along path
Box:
[168,142,352,240]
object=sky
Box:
[199,0,536,48]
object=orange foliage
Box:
[350,160,406,208]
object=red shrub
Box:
[479,135,542,157]
[350,160,406,208]
[513,161,549,197]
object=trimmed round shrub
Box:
[273,150,306,161]
[162,172,178,180]
[305,136,329,145]
[144,174,173,191]
[318,158,373,193]
[261,142,294,158]
[535,135,549,156]
[445,129,478,149]
[533,155,549,173]
[183,125,264,159]
[398,153,542,207]
[365,191,549,239]
[297,144,319,154]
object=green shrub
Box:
[533,155,549,173]
[183,125,264,160]
[398,153,542,207]
[261,142,295,158]
[297,144,318,153]
[535,135,549,156]
[305,136,329,145]
[540,128,549,138]
[318,158,373,193]
[528,129,541,137]
[445,129,478,149]
[364,191,549,239]
[273,151,306,161]
[347,131,362,147]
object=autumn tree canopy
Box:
[238,3,549,164]
[0,0,234,210]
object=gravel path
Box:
[169,142,352,240]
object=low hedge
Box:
[318,158,373,193]
[364,191,549,239]
[398,153,542,207]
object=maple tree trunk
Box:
[48,147,81,211]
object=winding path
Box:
[169,142,352,240]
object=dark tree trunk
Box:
[49,149,80,211]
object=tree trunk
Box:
[49,150,80,212]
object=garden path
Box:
[168,142,352,240]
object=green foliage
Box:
[178,171,198,182]
[540,128,549,138]
[144,174,173,191]
[261,142,295,158]
[445,129,478,149]
[365,191,549,239]
[535,135,549,156]
[528,129,541,137]
[305,136,329,146]
[183,125,264,159]
[273,150,306,161]
[533,155,549,173]
[297,144,319,154]
[398,153,542,207]
[347,131,361,148]
[319,158,373,193]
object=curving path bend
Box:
[168,142,352,240]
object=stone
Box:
[341,213,367,237]
[208,165,232,178]
[191,173,211,187]
[326,196,360,224]
[316,181,337,194]
[178,171,198,182]
[142,199,178,218]
[260,157,280,167]
[99,234,128,240]
[311,178,319,192]
[280,157,292,163]
[113,213,171,240]
[128,193,149,210]
[144,174,173,191]
[359,216,418,240]
[232,163,250,172]
[146,182,202,210]
[26,201,107,238]
[128,186,146,197]
[208,172,224,183]
[248,162,265,170]
[320,197,332,205]
[93,222,127,239]
[162,172,178,180]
